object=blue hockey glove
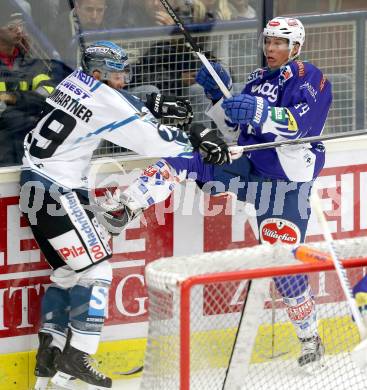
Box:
[221,94,269,127]
[195,62,232,101]
[353,275,367,318]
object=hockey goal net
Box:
[140,237,367,390]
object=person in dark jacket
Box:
[50,0,108,69]
[0,5,55,166]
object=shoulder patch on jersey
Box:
[319,74,327,91]
[246,68,265,84]
[295,61,306,77]
[279,65,294,86]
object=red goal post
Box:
[141,238,367,390]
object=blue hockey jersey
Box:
[209,60,332,182]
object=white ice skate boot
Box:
[298,335,325,374]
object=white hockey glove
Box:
[99,188,124,212]
[145,93,193,129]
[98,189,143,236]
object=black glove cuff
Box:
[145,93,162,119]
[188,123,206,149]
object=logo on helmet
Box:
[269,21,280,26]
[86,47,111,54]
[287,18,299,27]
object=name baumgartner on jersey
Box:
[23,70,193,190]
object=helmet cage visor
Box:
[104,59,128,72]
[85,59,131,82]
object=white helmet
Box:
[263,17,305,58]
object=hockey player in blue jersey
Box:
[19,40,229,390]
[353,272,367,330]
[103,17,333,371]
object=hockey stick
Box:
[159,0,232,98]
[228,128,367,156]
[67,0,87,58]
[310,191,367,369]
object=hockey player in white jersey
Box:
[19,40,230,390]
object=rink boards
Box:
[1,137,367,389]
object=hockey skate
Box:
[34,332,62,390]
[51,343,112,389]
[298,335,325,374]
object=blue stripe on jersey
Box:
[177,152,194,158]
[115,89,145,111]
[75,114,140,143]
[90,81,103,92]
[69,325,101,336]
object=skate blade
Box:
[51,371,74,389]
[300,358,326,375]
[34,377,50,390]
[86,384,112,390]
[113,365,143,375]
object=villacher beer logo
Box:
[259,218,301,245]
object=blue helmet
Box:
[82,40,131,82]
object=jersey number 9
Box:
[29,109,76,159]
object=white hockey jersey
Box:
[22,69,193,189]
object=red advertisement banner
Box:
[0,164,367,338]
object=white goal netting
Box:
[140,237,367,390]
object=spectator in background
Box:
[229,0,256,19]
[48,0,162,118]
[41,0,126,29]
[29,0,61,37]
[14,0,32,16]
[121,0,233,27]
[129,38,220,128]
[104,0,126,28]
[122,0,234,125]
[0,5,55,167]
[190,0,233,23]
[133,0,233,25]
[126,0,227,124]
[50,0,108,68]
[121,0,178,27]
[131,39,200,96]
